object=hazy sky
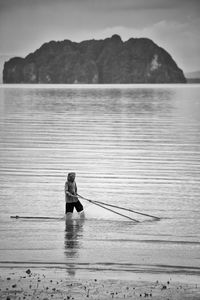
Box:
[0,0,199,72]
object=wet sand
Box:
[0,268,200,300]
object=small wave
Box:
[0,261,200,276]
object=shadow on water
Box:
[64,218,85,276]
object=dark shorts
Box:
[65,200,83,213]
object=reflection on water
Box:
[64,219,84,257]
[0,84,200,278]
[64,218,85,276]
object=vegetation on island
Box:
[3,35,186,84]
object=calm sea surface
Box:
[0,84,200,280]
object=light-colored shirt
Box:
[65,181,78,203]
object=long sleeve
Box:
[75,183,77,194]
[65,181,69,193]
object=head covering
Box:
[67,172,76,182]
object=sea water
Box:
[0,84,200,280]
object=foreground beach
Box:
[0,267,200,300]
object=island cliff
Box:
[3,35,186,83]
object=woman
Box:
[65,172,84,219]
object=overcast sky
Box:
[0,0,199,72]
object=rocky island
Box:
[3,35,186,83]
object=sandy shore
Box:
[0,267,200,300]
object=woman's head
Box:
[67,172,76,182]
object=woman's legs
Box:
[78,210,85,219]
[75,200,85,219]
[65,202,74,219]
[65,212,73,220]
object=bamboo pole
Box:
[78,194,160,220]
[10,216,62,220]
[78,195,139,222]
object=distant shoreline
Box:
[1,82,200,89]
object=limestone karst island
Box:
[3,35,186,84]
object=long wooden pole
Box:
[78,194,160,220]
[10,216,62,220]
[78,195,139,222]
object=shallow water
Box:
[0,84,200,279]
